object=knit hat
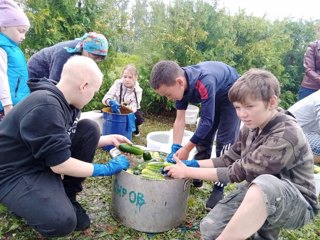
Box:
[64,32,108,56]
[0,0,30,27]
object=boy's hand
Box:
[91,155,130,176]
[175,147,190,160]
[99,134,132,148]
[110,134,132,147]
[166,143,182,163]
[164,156,188,179]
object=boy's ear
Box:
[176,76,185,87]
[79,81,89,92]
[269,95,279,108]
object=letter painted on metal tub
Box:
[114,179,146,209]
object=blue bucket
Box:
[102,107,135,151]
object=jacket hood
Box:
[27,78,70,107]
[28,78,59,93]
[27,78,80,118]
[0,32,17,47]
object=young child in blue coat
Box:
[0,0,30,120]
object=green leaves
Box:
[22,0,320,113]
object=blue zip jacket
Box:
[0,33,29,111]
[176,61,239,144]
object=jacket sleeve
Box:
[20,104,71,166]
[0,48,12,107]
[102,79,120,105]
[190,78,216,144]
[304,41,320,84]
[216,136,294,185]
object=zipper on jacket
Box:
[15,76,21,97]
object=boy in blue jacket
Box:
[150,60,241,209]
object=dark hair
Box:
[150,60,184,89]
[228,68,280,104]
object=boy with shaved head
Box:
[0,56,131,237]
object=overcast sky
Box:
[216,0,320,20]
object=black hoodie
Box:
[0,78,80,200]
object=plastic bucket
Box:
[146,130,196,158]
[185,104,199,124]
[102,106,134,150]
[110,170,191,233]
[146,131,171,153]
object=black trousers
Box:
[194,94,240,160]
[1,119,100,237]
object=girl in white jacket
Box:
[102,64,144,136]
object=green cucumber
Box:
[119,143,144,155]
[163,162,175,167]
[141,168,165,180]
[143,151,152,161]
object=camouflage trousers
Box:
[200,174,315,240]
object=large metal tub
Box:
[110,170,191,233]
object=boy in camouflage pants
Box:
[165,68,318,240]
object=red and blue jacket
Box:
[176,61,239,144]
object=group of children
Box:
[0,0,318,239]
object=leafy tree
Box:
[21,0,320,113]
[276,19,317,108]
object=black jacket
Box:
[0,78,80,200]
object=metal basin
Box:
[110,170,191,233]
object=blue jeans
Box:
[298,86,317,100]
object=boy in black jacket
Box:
[0,56,131,237]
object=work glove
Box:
[162,158,199,176]
[182,159,199,168]
[92,155,130,177]
[109,99,121,114]
[166,143,182,163]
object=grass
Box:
[0,113,320,239]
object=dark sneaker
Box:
[133,130,140,137]
[72,201,90,231]
[205,187,224,210]
[192,179,203,188]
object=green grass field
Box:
[0,114,319,239]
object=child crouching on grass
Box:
[165,68,318,240]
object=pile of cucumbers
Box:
[118,143,174,180]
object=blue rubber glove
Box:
[109,99,120,114]
[166,143,182,163]
[182,159,199,167]
[162,158,199,176]
[92,155,130,176]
